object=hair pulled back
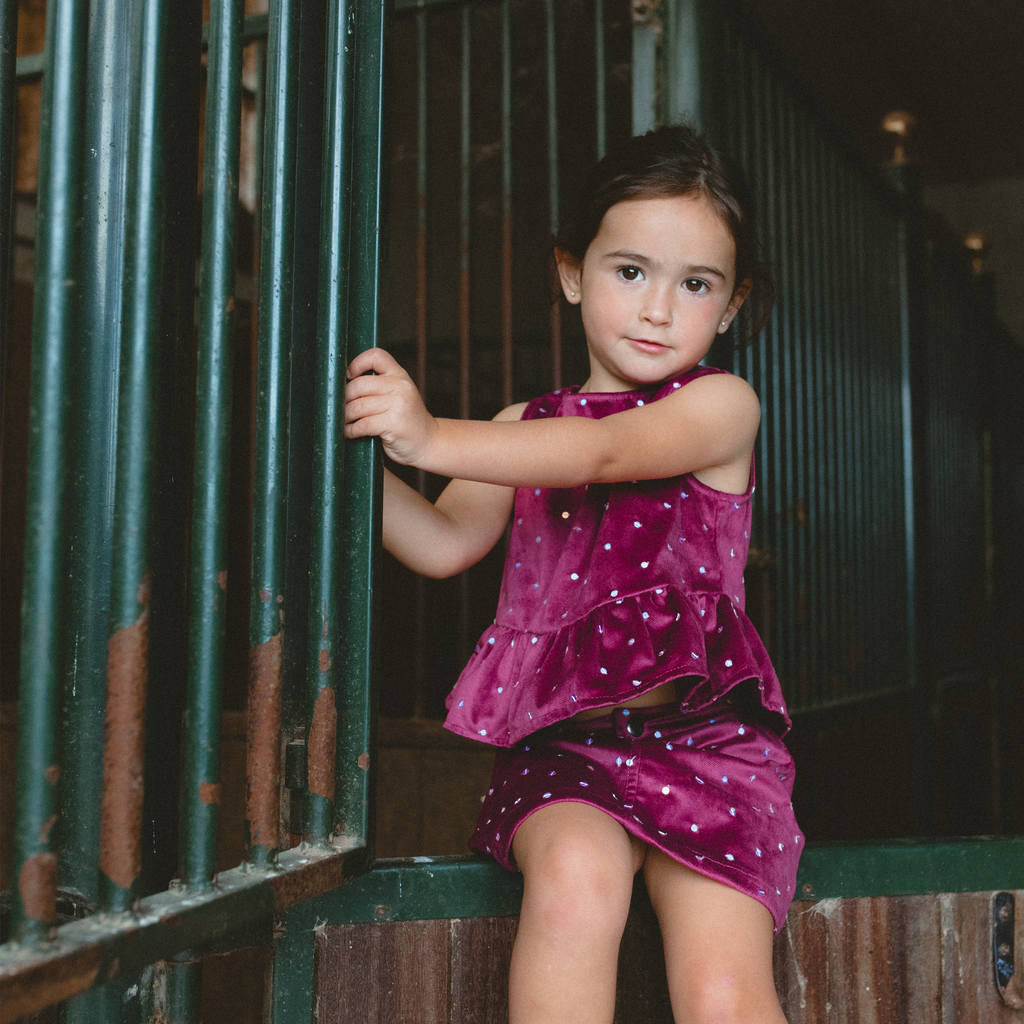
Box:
[559,124,774,340]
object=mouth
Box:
[628,338,669,354]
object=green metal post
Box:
[660,0,721,130]
[247,0,301,869]
[59,0,137,914]
[304,0,355,846]
[10,0,89,945]
[0,0,15,386]
[181,0,245,894]
[99,0,173,915]
[334,0,392,858]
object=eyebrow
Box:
[602,250,728,281]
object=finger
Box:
[343,393,395,426]
[346,347,399,379]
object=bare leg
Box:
[644,848,788,1024]
[509,802,647,1024]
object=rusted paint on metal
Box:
[247,630,283,850]
[44,765,60,785]
[0,945,103,1024]
[217,570,227,590]
[357,751,370,772]
[198,781,221,805]
[318,648,331,673]
[18,853,58,924]
[307,686,337,801]
[38,815,57,844]
[259,588,272,602]
[99,573,151,892]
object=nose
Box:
[639,285,672,326]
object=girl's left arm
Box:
[345,348,759,490]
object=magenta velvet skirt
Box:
[469,692,802,932]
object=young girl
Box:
[345,125,799,1024]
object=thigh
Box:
[643,848,786,1024]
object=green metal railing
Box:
[1,0,391,1018]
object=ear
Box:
[555,248,583,304]
[717,278,752,333]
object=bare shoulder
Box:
[493,401,530,422]
[663,372,760,430]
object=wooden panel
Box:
[775,898,830,1022]
[315,919,451,1024]
[941,890,1023,1024]
[449,916,518,1024]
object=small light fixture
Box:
[882,110,916,164]
[964,232,988,275]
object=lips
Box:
[629,338,669,354]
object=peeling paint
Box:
[246,631,283,849]
[318,648,331,673]
[44,765,60,785]
[357,751,370,771]
[259,588,272,603]
[38,814,58,844]
[100,574,150,892]
[18,852,58,923]
[217,570,227,591]
[199,781,221,805]
[308,687,337,801]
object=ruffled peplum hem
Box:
[443,585,791,747]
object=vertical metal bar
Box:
[544,0,561,389]
[181,0,245,891]
[457,3,472,664]
[594,0,606,160]
[0,0,15,380]
[99,0,171,914]
[335,0,391,857]
[501,0,513,408]
[247,0,301,869]
[631,0,657,134]
[58,0,135,912]
[269,897,321,1024]
[459,3,471,421]
[305,0,355,847]
[413,8,429,716]
[10,0,88,945]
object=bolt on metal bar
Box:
[544,0,561,389]
[247,0,301,869]
[99,0,174,916]
[58,0,135,914]
[304,0,356,847]
[334,0,391,855]
[181,0,245,892]
[10,0,89,946]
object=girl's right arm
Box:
[381,402,526,579]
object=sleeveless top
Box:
[443,366,791,748]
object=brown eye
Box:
[684,278,709,293]
[619,266,642,282]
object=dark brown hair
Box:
[558,124,774,340]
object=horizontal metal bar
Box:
[0,842,362,1023]
[312,838,1024,925]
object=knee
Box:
[522,835,634,937]
[676,974,782,1024]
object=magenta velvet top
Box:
[443,366,791,747]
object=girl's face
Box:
[558,195,749,393]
